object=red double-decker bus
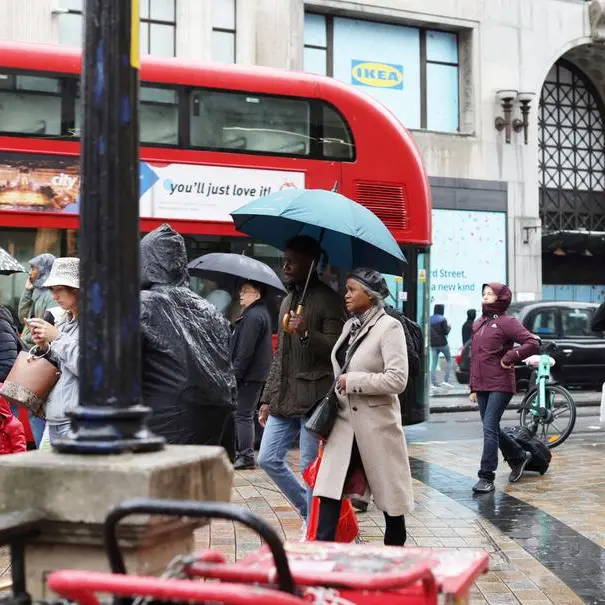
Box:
[0,41,431,422]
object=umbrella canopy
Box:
[0,247,25,276]
[230,189,406,275]
[188,253,286,294]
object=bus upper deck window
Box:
[320,104,354,161]
[189,89,311,156]
[139,85,178,145]
[0,73,62,137]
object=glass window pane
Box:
[189,90,310,156]
[149,0,175,22]
[561,307,594,337]
[149,23,175,57]
[59,0,83,10]
[530,310,557,336]
[17,76,60,93]
[320,104,354,160]
[140,22,150,55]
[303,47,327,76]
[212,0,236,30]
[426,63,459,132]
[140,86,178,145]
[426,30,458,64]
[304,13,327,48]
[140,0,150,19]
[58,12,83,47]
[212,30,235,64]
[0,91,62,136]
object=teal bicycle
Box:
[518,340,577,448]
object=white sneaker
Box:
[441,381,454,389]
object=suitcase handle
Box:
[104,498,296,594]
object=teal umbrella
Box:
[230,189,406,274]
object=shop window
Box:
[189,89,311,156]
[57,0,177,57]
[0,74,62,136]
[212,0,236,64]
[304,13,460,132]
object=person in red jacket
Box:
[0,388,27,455]
[469,283,539,493]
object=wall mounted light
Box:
[494,90,518,144]
[512,92,535,145]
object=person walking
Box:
[470,282,540,493]
[230,280,273,470]
[462,308,477,345]
[313,268,413,546]
[0,306,20,382]
[28,258,80,444]
[139,225,237,457]
[258,235,347,526]
[430,303,452,388]
[18,253,56,348]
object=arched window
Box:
[539,60,605,232]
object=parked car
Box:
[455,301,605,390]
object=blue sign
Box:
[351,60,404,90]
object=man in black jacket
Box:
[0,306,19,382]
[230,281,273,469]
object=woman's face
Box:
[345,279,372,314]
[51,286,79,313]
[482,286,498,305]
[239,283,260,309]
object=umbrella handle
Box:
[282,306,304,334]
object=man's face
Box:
[282,249,313,286]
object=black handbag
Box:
[304,327,371,440]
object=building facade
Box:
[0,0,603,348]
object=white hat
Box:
[43,257,80,289]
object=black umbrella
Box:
[0,246,25,276]
[188,253,286,294]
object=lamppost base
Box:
[52,405,166,454]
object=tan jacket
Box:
[313,309,414,516]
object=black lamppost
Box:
[54,0,164,453]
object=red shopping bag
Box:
[303,444,359,543]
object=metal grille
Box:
[538,60,605,231]
[354,181,408,230]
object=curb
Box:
[429,400,600,414]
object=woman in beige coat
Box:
[313,267,414,546]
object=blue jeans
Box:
[49,421,72,444]
[10,405,46,448]
[258,415,319,521]
[477,391,526,481]
[430,346,452,385]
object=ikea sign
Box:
[351,60,404,90]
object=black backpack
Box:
[502,426,552,474]
[385,305,423,376]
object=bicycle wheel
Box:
[519,384,577,448]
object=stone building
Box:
[1,0,604,348]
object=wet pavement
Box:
[195,413,605,605]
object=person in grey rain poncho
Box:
[18,253,55,348]
[140,224,237,459]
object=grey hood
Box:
[140,224,188,289]
[29,253,55,289]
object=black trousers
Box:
[316,496,407,546]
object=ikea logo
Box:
[351,60,404,90]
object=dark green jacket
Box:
[262,278,346,417]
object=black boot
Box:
[383,513,406,546]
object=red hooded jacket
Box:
[469,283,539,394]
[0,388,27,455]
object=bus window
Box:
[189,90,311,156]
[139,86,178,145]
[320,103,354,160]
[0,74,62,136]
[75,83,178,145]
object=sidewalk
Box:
[430,388,601,413]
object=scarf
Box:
[348,306,380,347]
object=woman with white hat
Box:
[28,258,80,444]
